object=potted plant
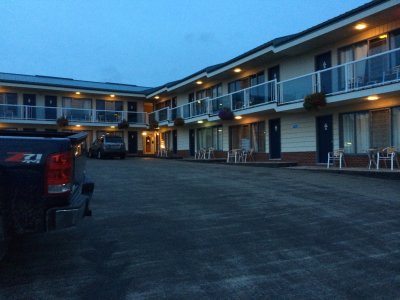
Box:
[56,116,69,127]
[173,117,185,126]
[117,119,129,129]
[218,107,235,120]
[303,92,326,111]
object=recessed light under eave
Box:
[367,95,379,101]
[196,81,203,85]
[355,23,367,30]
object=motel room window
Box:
[95,99,123,122]
[393,107,400,149]
[340,109,393,154]
[161,131,173,151]
[197,125,223,151]
[62,97,92,121]
[229,121,265,152]
[0,93,18,117]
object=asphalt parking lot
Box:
[0,157,399,299]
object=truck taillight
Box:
[45,151,73,195]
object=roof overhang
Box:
[0,81,148,98]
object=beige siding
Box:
[281,114,316,152]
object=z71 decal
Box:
[5,152,43,164]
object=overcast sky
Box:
[0,0,370,88]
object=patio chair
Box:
[207,147,215,159]
[366,148,377,169]
[247,148,255,161]
[227,149,240,163]
[327,148,346,169]
[377,147,399,170]
[195,148,206,160]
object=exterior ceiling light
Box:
[155,96,160,99]
[235,115,243,120]
[110,94,115,98]
[142,132,147,136]
[379,34,387,39]
[197,120,204,124]
[110,125,115,129]
[367,95,379,101]
[75,124,81,127]
[355,23,367,30]
[75,91,81,95]
[196,81,203,85]
[234,68,242,73]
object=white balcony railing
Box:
[1,48,399,127]
[278,47,400,104]
[0,104,148,125]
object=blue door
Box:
[315,52,332,94]
[189,129,195,156]
[269,118,281,159]
[317,115,333,163]
[45,96,57,120]
[173,130,177,154]
[127,101,137,123]
[128,131,138,154]
[23,94,36,119]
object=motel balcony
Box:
[149,47,400,125]
[0,105,149,127]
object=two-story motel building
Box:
[1,0,400,166]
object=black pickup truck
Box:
[0,131,94,260]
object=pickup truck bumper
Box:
[46,182,94,231]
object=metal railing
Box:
[1,48,399,126]
[278,47,400,104]
[0,104,147,125]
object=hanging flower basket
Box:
[303,92,326,111]
[218,107,235,120]
[117,119,129,129]
[173,117,185,126]
[56,116,69,127]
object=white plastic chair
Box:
[227,149,240,163]
[207,147,215,159]
[327,148,346,168]
[377,147,399,170]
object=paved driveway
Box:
[0,158,399,299]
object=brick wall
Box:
[282,152,316,165]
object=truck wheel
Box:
[97,150,102,159]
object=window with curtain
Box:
[62,97,92,121]
[0,93,18,117]
[197,126,223,150]
[341,112,369,153]
[390,29,400,70]
[393,107,400,149]
[161,131,172,150]
[229,121,265,152]
[96,99,123,122]
[340,109,394,154]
